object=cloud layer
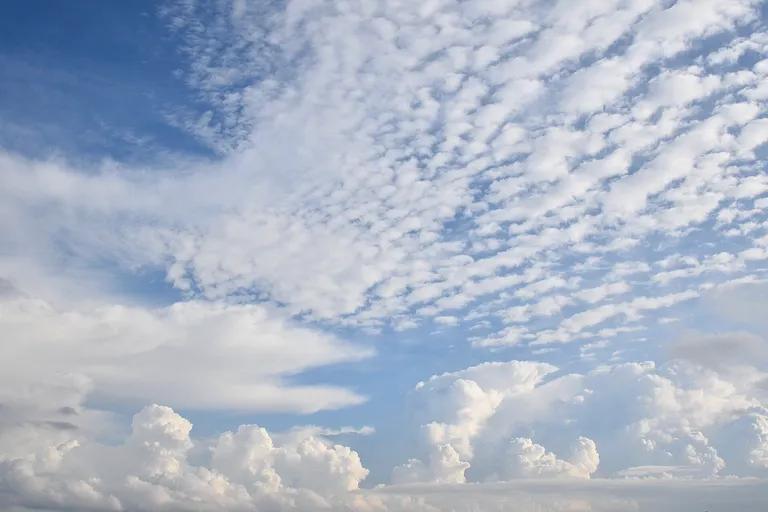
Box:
[2,0,767,350]
[0,289,370,414]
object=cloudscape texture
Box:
[1,0,768,510]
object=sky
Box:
[1,0,768,511]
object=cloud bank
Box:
[2,342,767,511]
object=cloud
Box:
[0,404,369,512]
[370,478,768,512]
[1,356,767,511]
[2,398,765,512]
[3,0,766,339]
[393,355,768,483]
[0,291,370,414]
[501,436,599,480]
[669,331,768,375]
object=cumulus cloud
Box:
[393,354,768,484]
[500,436,599,480]
[0,404,369,512]
[0,345,766,511]
[3,402,766,512]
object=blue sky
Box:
[0,0,210,161]
[1,1,768,511]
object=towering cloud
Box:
[393,349,768,484]
[0,404,369,511]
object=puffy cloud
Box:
[392,361,556,483]
[4,407,766,512]
[0,404,369,512]
[394,353,768,483]
[500,436,599,480]
[1,358,767,511]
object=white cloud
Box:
[394,352,768,483]
[0,353,767,511]
[0,0,764,366]
[0,404,369,512]
[500,436,599,480]
[574,282,631,304]
[0,292,370,414]
[2,401,766,511]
